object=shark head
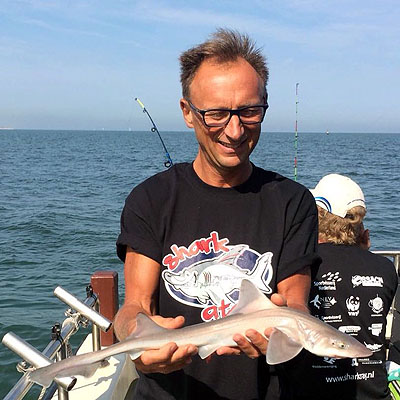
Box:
[302,322,373,359]
[162,270,196,287]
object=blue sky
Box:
[1,0,399,133]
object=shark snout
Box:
[345,343,373,358]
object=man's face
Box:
[181,57,265,179]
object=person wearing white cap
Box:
[311,173,366,219]
[310,174,369,247]
[276,174,397,400]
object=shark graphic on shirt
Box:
[162,244,273,309]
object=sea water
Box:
[0,130,399,397]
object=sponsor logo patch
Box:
[346,296,360,316]
[368,295,384,316]
[321,314,342,323]
[368,323,383,336]
[314,272,342,291]
[310,294,337,309]
[338,325,361,335]
[364,343,383,353]
[352,275,384,288]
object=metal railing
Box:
[372,251,400,343]
[372,250,400,272]
[2,285,112,400]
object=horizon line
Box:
[1,128,399,135]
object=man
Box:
[277,174,397,400]
[114,28,320,399]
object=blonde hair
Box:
[317,205,366,245]
[179,28,268,99]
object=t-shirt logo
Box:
[368,323,383,336]
[161,231,273,321]
[364,342,383,353]
[313,271,342,291]
[351,275,384,288]
[368,295,384,314]
[310,294,337,309]
[346,296,360,316]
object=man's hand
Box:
[132,315,198,374]
[216,293,287,359]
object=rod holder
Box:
[54,286,112,332]
[2,332,76,391]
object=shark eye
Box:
[332,339,347,349]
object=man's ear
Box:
[359,228,370,250]
[180,98,194,128]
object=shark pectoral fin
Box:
[198,338,237,359]
[266,329,303,365]
[198,344,221,359]
[57,359,108,379]
[128,350,145,360]
[230,279,278,316]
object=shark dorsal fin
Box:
[216,245,247,265]
[128,313,168,339]
[126,313,170,360]
[230,279,278,315]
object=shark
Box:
[162,245,273,306]
[27,280,372,389]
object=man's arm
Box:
[114,247,198,373]
[277,266,311,312]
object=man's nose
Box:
[224,114,244,140]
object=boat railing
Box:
[372,251,400,352]
[2,271,118,400]
[372,250,400,271]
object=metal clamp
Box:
[53,286,112,332]
[2,332,76,391]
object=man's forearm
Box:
[114,302,144,341]
[277,266,311,312]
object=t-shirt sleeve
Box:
[276,188,321,283]
[385,256,398,302]
[116,186,162,264]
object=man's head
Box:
[179,29,269,186]
[310,174,367,246]
[179,28,268,99]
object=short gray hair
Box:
[179,28,269,98]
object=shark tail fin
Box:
[249,252,273,294]
[28,359,108,388]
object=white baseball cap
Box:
[310,174,366,218]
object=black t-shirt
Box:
[277,243,397,400]
[117,163,320,400]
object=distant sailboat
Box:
[325,129,330,135]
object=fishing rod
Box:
[135,97,173,168]
[294,83,299,182]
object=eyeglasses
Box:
[187,100,269,128]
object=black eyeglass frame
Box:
[187,100,269,128]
